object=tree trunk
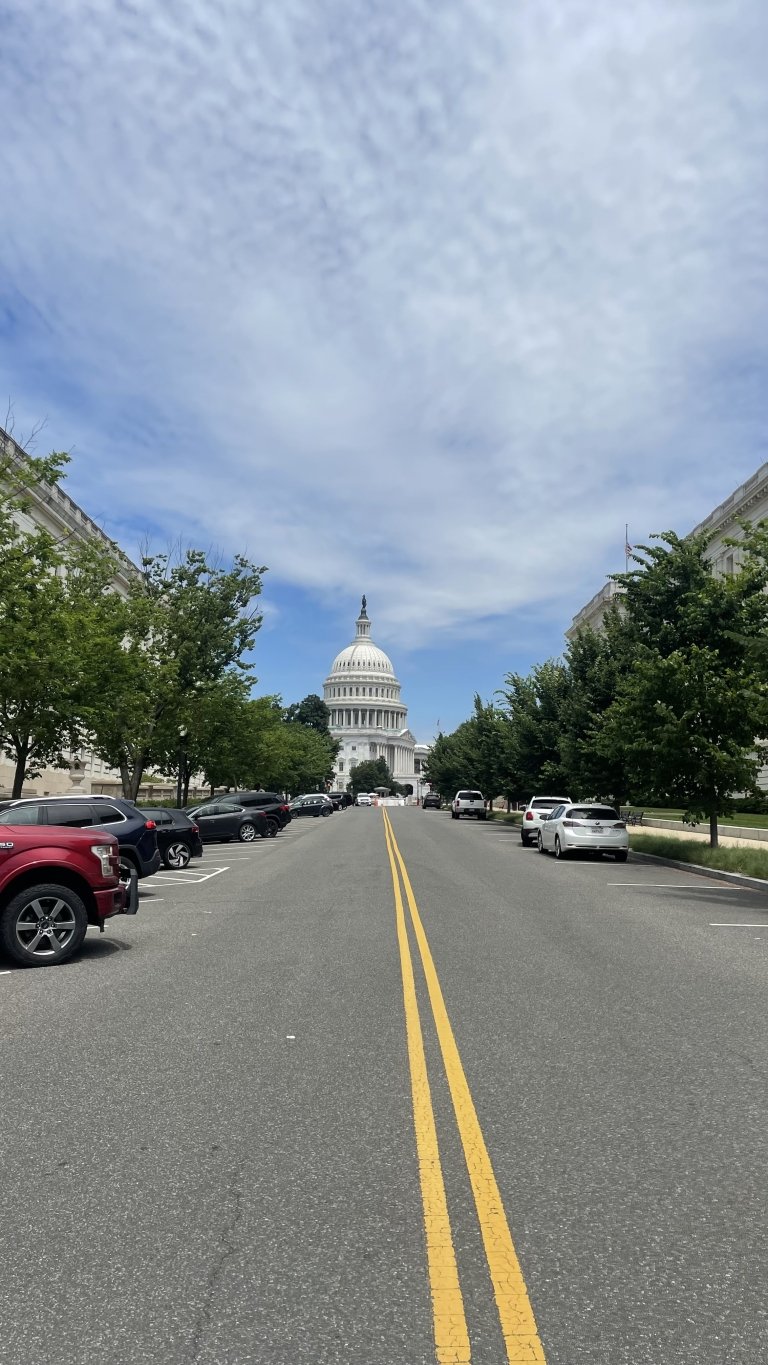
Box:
[182,763,191,807]
[129,755,146,802]
[709,811,719,848]
[120,760,133,799]
[11,740,30,799]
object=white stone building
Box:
[323,598,430,796]
[567,460,768,640]
[0,425,136,797]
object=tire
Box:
[267,820,278,838]
[238,822,257,842]
[614,851,628,863]
[521,834,530,846]
[451,812,458,820]
[554,836,567,860]
[537,833,547,855]
[321,808,331,817]
[0,882,88,968]
[478,812,487,821]
[163,841,191,870]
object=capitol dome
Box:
[323,597,428,795]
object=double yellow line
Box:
[382,809,546,1365]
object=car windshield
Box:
[568,807,619,821]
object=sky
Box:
[2,0,768,741]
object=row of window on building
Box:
[328,685,397,699]
[330,709,402,729]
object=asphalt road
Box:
[1,807,767,1364]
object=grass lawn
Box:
[637,808,768,830]
[489,810,523,824]
[630,833,768,879]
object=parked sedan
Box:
[187,801,271,843]
[538,803,628,861]
[138,808,203,869]
[289,795,334,818]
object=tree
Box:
[499,660,570,797]
[602,531,768,845]
[348,756,400,796]
[558,620,631,806]
[85,548,266,799]
[283,694,332,735]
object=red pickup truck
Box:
[0,824,137,968]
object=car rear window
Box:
[568,807,620,821]
[457,791,483,800]
[531,799,567,809]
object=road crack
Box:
[187,1160,248,1365]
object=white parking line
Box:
[606,882,736,889]
[148,866,229,886]
[709,923,768,928]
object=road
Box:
[1,807,767,1364]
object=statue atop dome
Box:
[360,594,368,618]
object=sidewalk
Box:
[632,825,763,851]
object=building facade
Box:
[323,598,430,796]
[0,425,135,798]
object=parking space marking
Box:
[606,882,736,889]
[709,923,768,928]
[147,866,230,886]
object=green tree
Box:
[283,693,332,735]
[348,756,399,795]
[500,660,570,797]
[558,620,631,806]
[603,531,768,845]
[86,548,266,799]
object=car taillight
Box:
[191,822,199,833]
[563,819,584,828]
[525,811,534,820]
[144,819,157,830]
[280,805,289,812]
[614,821,626,829]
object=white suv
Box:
[451,790,487,820]
[521,795,572,846]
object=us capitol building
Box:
[323,598,430,795]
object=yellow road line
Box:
[382,814,471,1364]
[384,810,547,1365]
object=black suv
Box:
[0,796,161,879]
[328,791,352,810]
[422,793,441,810]
[191,791,291,835]
[138,808,204,869]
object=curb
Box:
[630,849,768,893]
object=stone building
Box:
[0,425,135,797]
[323,598,430,796]
[567,461,768,640]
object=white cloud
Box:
[2,0,767,646]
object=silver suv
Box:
[521,795,572,846]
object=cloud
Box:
[2,0,768,647]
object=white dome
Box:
[328,641,396,678]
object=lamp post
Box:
[176,726,189,809]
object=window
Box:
[44,801,96,828]
[92,801,126,825]
[351,745,357,751]
[0,803,41,825]
[338,760,344,772]
[725,553,734,576]
[567,806,619,821]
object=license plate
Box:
[593,826,603,833]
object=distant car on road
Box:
[538,803,628,861]
[0,795,161,879]
[451,791,486,820]
[422,793,441,810]
[137,808,203,869]
[355,793,373,807]
[328,792,352,810]
[289,795,334,818]
[186,802,270,843]
[520,795,572,847]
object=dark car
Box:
[137,808,204,869]
[289,795,334,818]
[328,792,352,810]
[0,795,161,879]
[192,791,291,834]
[186,801,270,843]
[422,793,441,809]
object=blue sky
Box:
[2,0,768,741]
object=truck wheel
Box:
[0,883,88,968]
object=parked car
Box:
[191,791,291,835]
[423,793,441,810]
[520,795,572,847]
[355,793,373,807]
[0,823,134,967]
[137,808,203,869]
[451,790,486,820]
[186,801,270,843]
[289,795,334,818]
[328,792,352,810]
[538,803,628,861]
[0,795,161,879]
